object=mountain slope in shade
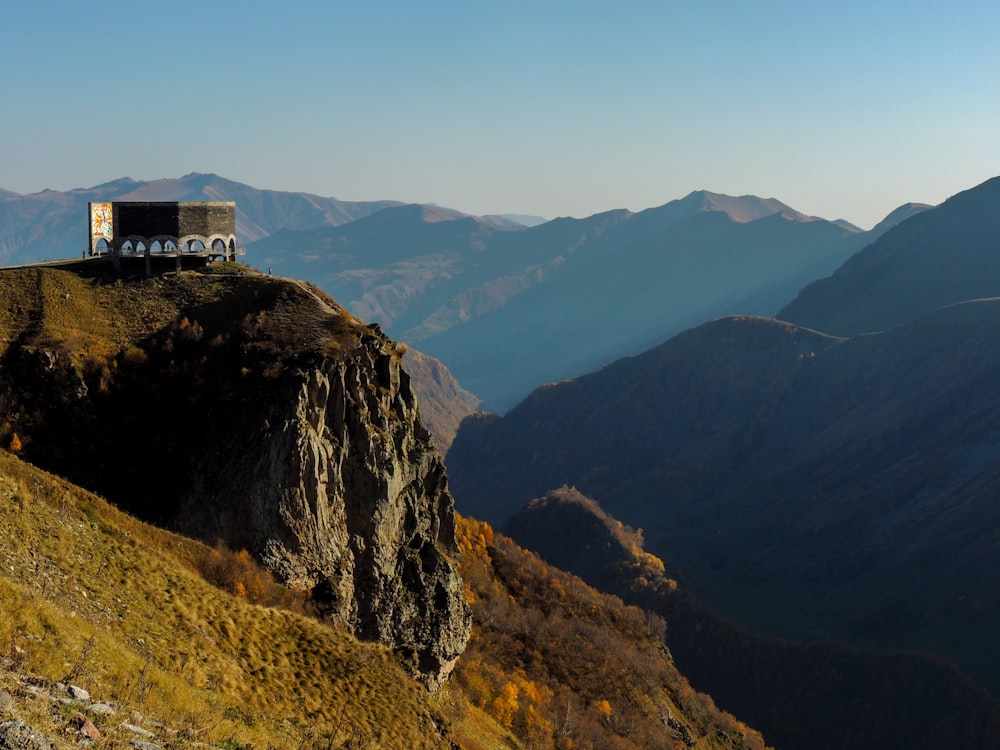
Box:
[778,177,1000,335]
[446,308,1000,695]
[0,442,771,749]
[256,190,885,410]
[497,212,548,227]
[402,346,480,452]
[501,487,1000,750]
[453,514,770,750]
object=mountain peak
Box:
[679,190,806,223]
[870,202,933,234]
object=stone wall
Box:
[112,202,235,240]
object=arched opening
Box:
[121,240,134,255]
[150,240,162,254]
[135,241,147,255]
[94,238,110,255]
[164,240,177,253]
[185,239,206,254]
[211,238,227,254]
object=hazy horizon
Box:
[3,1,999,230]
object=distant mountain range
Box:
[0,173,545,266]
[1,174,931,410]
[6,170,1000,746]
[0,173,403,262]
[252,188,922,409]
[447,176,1000,697]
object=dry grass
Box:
[0,450,455,749]
[0,263,365,368]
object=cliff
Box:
[0,261,470,688]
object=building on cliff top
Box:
[88,201,246,274]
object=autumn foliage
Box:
[198,542,315,615]
[452,516,768,750]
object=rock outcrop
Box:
[0,266,470,689]
[182,337,471,687]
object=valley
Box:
[3,172,1000,749]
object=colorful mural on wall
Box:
[89,202,113,243]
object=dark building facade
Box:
[88,202,244,272]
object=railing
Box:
[89,246,246,258]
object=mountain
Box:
[452,514,770,750]
[869,201,932,234]
[1,176,924,410]
[401,346,481,452]
[446,308,1000,696]
[0,173,403,264]
[0,449,461,749]
[0,260,470,688]
[497,212,548,227]
[778,177,1000,335]
[255,189,889,410]
[0,260,771,750]
[501,487,1000,750]
[0,444,770,750]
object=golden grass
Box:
[0,263,364,368]
[0,262,521,748]
[0,450,455,749]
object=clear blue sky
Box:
[3,0,999,228]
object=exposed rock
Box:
[120,722,155,739]
[66,685,89,702]
[180,338,471,688]
[0,692,11,712]
[0,720,53,750]
[69,714,101,740]
[86,702,116,716]
[0,272,471,689]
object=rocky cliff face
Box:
[0,265,470,688]
[184,338,470,687]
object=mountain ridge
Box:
[257,189,884,409]
[446,304,1000,695]
[778,176,1000,335]
[0,261,470,688]
[500,486,1000,750]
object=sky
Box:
[2,1,1000,229]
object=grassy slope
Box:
[0,449,460,749]
[0,260,770,749]
[0,444,767,750]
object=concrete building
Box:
[88,201,245,274]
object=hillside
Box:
[447,309,1000,696]
[451,514,768,750]
[255,190,883,409]
[399,346,481,452]
[502,487,1000,750]
[0,259,471,688]
[778,176,1000,335]
[0,259,774,749]
[0,446,773,750]
[0,449,457,749]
